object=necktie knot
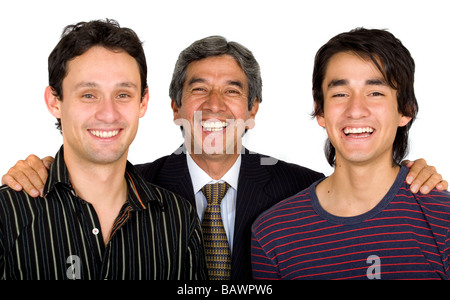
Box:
[201,182,230,205]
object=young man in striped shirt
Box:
[251,28,450,280]
[0,19,207,280]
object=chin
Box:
[87,148,128,164]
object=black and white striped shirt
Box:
[0,146,207,280]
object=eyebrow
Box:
[327,78,388,88]
[74,81,138,90]
[366,78,388,86]
[75,82,98,90]
[228,80,244,89]
[187,78,206,86]
[187,77,244,89]
[327,79,348,88]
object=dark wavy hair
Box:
[312,28,418,166]
[48,19,147,131]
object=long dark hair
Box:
[312,28,418,166]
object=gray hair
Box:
[169,36,262,110]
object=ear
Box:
[139,88,149,118]
[249,99,259,119]
[171,99,181,122]
[314,102,326,128]
[245,99,260,130]
[398,115,412,127]
[44,86,62,119]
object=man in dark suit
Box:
[136,145,324,280]
[2,36,447,280]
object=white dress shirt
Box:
[186,153,241,253]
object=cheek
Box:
[379,105,405,126]
[124,106,143,125]
[60,108,78,130]
[178,102,199,121]
[318,103,340,129]
[230,101,251,119]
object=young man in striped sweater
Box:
[251,28,450,280]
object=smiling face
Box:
[317,52,411,167]
[172,54,259,158]
[45,46,148,166]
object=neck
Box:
[189,152,240,180]
[64,150,128,245]
[317,159,400,217]
[65,155,128,203]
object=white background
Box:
[0,0,448,183]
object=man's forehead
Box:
[63,47,141,86]
[184,55,247,86]
[323,52,387,84]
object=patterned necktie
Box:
[201,182,231,280]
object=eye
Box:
[332,93,348,98]
[117,93,130,99]
[369,91,384,97]
[82,94,95,100]
[191,87,208,95]
[226,89,241,95]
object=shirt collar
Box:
[44,145,163,211]
[43,145,71,196]
[186,152,241,194]
[124,161,163,210]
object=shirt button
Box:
[92,228,99,235]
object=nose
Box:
[346,93,370,119]
[95,97,120,123]
[202,89,227,113]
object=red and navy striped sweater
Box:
[251,167,450,280]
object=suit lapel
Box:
[154,146,274,279]
[154,146,196,206]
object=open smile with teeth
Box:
[344,127,374,136]
[201,120,228,132]
[90,130,120,138]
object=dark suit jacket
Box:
[136,146,324,280]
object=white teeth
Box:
[201,120,228,132]
[344,127,374,135]
[90,130,120,138]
